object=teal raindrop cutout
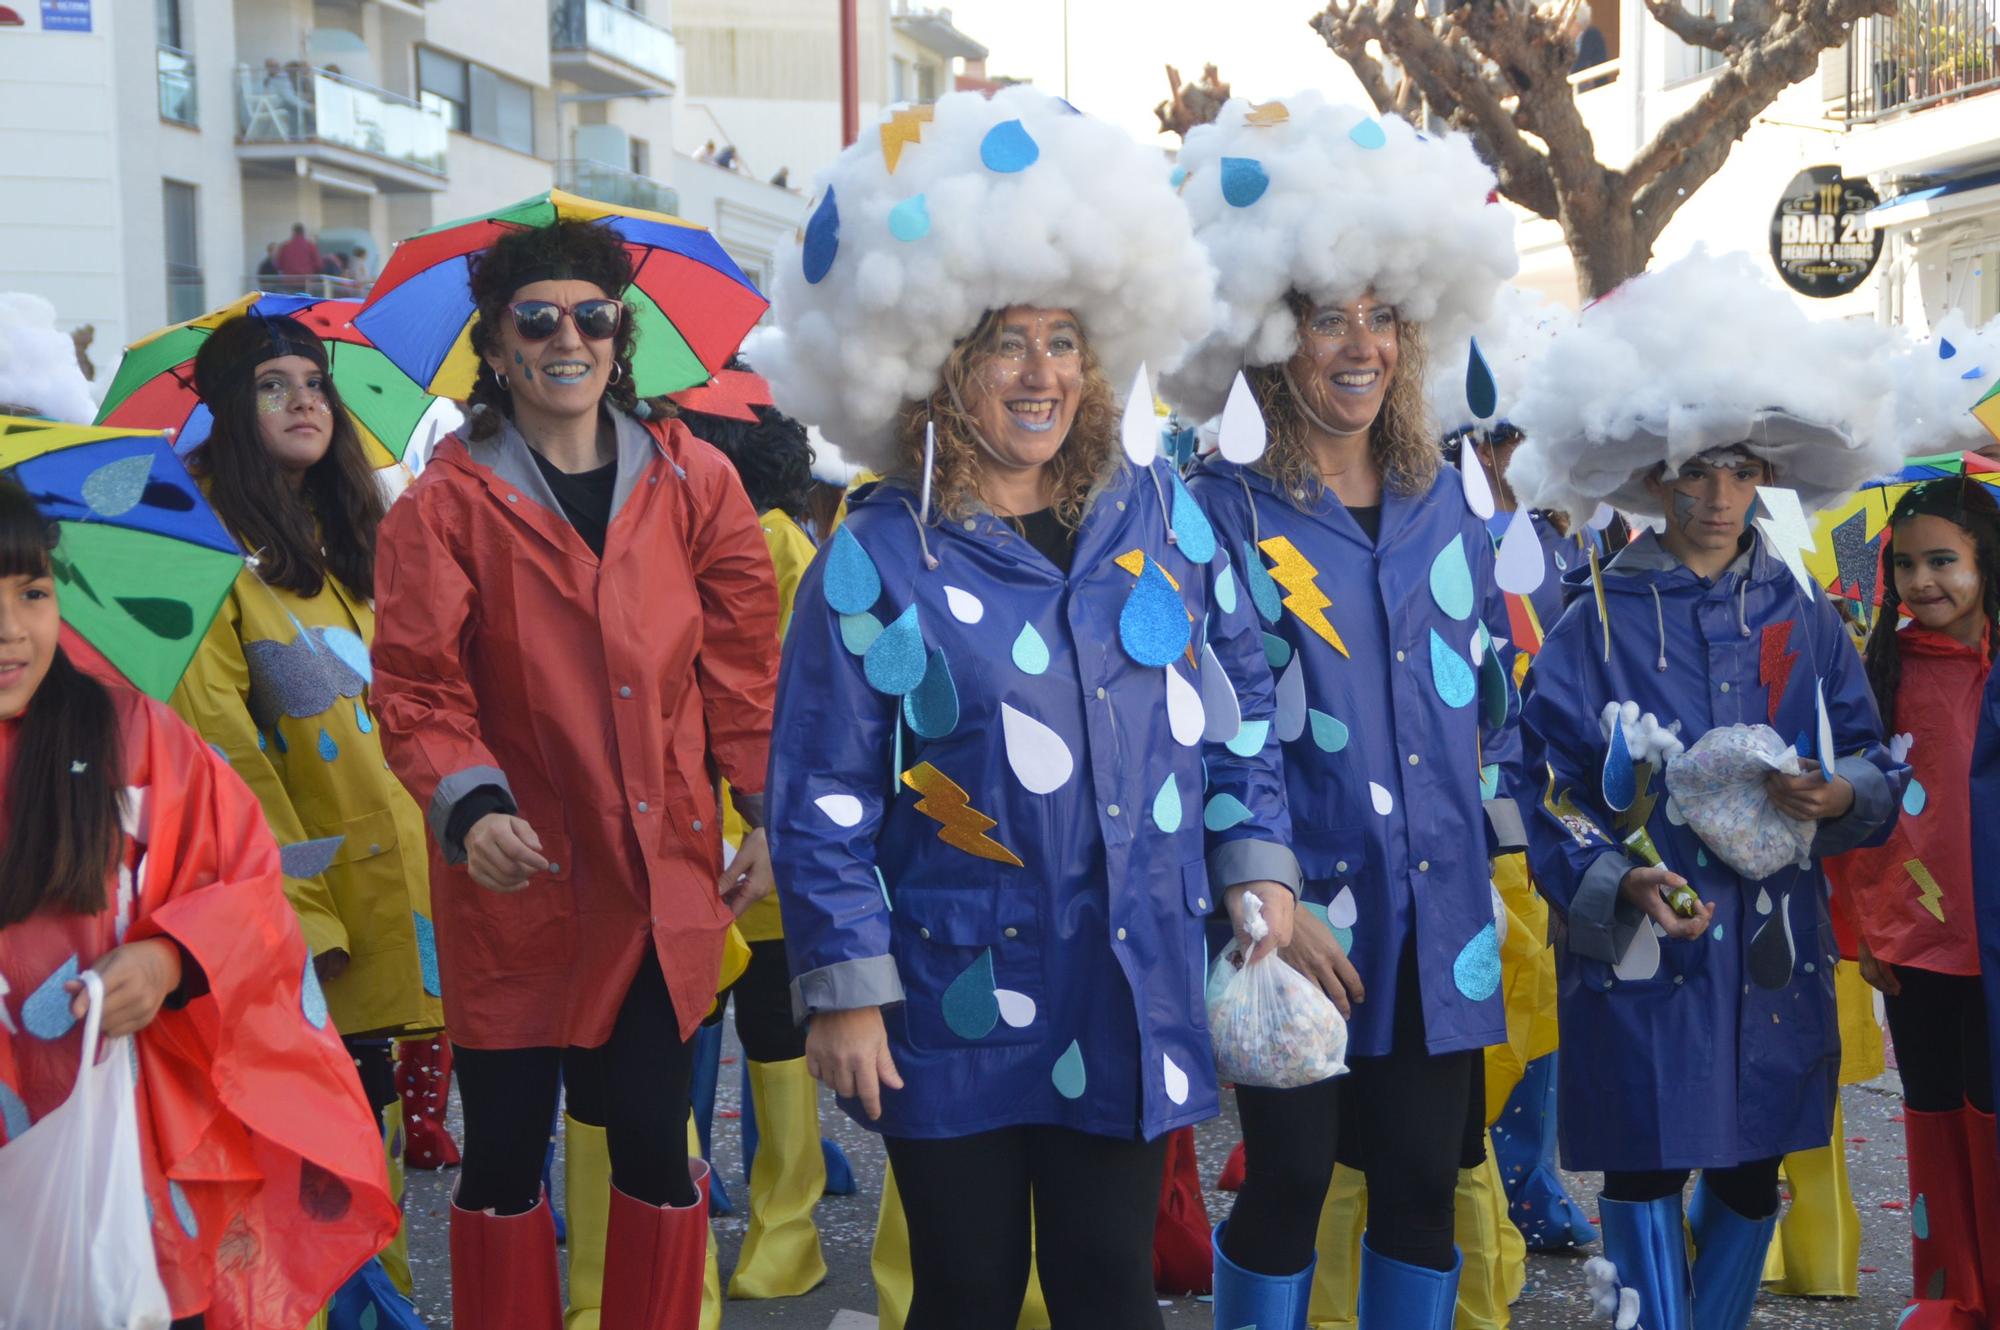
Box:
[168,1180,199,1238]
[941,949,1000,1040]
[1479,643,1509,728]
[1452,922,1501,1001]
[412,911,441,997]
[1219,156,1270,207]
[839,610,883,655]
[1153,773,1184,832]
[1913,1194,1931,1240]
[257,730,268,751]
[82,454,154,518]
[823,526,881,615]
[888,193,931,242]
[1244,540,1283,624]
[1712,922,1724,941]
[1348,117,1389,149]
[1203,792,1253,831]
[1169,475,1217,563]
[272,726,288,753]
[1697,848,1709,868]
[903,648,959,738]
[1119,560,1191,667]
[1428,535,1475,621]
[317,728,339,762]
[980,119,1040,172]
[1480,762,1500,800]
[354,701,373,734]
[1429,629,1476,709]
[1052,1040,1088,1099]
[1262,632,1292,669]
[1214,561,1239,615]
[1309,709,1349,753]
[1011,622,1051,675]
[1226,719,1270,757]
[1465,337,1498,420]
[301,952,329,1029]
[1904,779,1927,816]
[864,603,927,695]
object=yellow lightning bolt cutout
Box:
[1113,548,1180,589]
[1906,858,1946,923]
[879,105,935,174]
[1256,536,1347,656]
[1542,766,1609,848]
[902,761,1023,867]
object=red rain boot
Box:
[1962,1108,2000,1324]
[396,1039,461,1170]
[600,1161,710,1329]
[1153,1126,1214,1295]
[1899,1108,1983,1329]
[1218,1139,1247,1192]
[449,1190,563,1330]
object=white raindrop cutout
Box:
[1273,654,1306,743]
[814,793,864,827]
[1166,663,1204,747]
[995,989,1037,1028]
[1369,782,1394,816]
[943,585,985,624]
[1001,703,1075,794]
[1163,1052,1190,1105]
[1218,372,1268,464]
[1199,642,1241,743]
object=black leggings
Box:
[1883,965,1994,1114]
[702,939,807,1063]
[884,1126,1169,1330]
[453,949,696,1212]
[1601,1157,1782,1220]
[1224,943,1482,1275]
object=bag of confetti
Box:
[1663,723,1816,880]
[1205,894,1348,1089]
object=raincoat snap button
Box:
[637,801,650,813]
[369,843,382,854]
[1407,753,1420,766]
[1197,897,1208,910]
[1106,804,1120,817]
[1336,861,1348,873]
[1673,975,1685,985]
[920,927,932,939]
[1719,681,1731,693]
[1004,927,1018,938]
[1418,860,1430,872]
[1096,687,1107,700]
[1116,501,1127,511]
[692,819,703,831]
[963,519,977,531]
[507,493,519,503]
[549,862,562,873]
[1116,927,1128,941]
[1396,650,1407,662]
[619,686,633,698]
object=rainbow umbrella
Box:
[353,189,767,402]
[1805,450,2000,614]
[1,415,242,699]
[96,293,436,466]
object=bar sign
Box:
[40,0,90,31]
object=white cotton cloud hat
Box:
[748,87,1217,475]
[1887,310,2000,457]
[0,292,96,423]
[1425,283,1575,440]
[1507,249,1900,523]
[1160,91,1518,422]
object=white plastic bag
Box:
[1663,723,1817,880]
[0,970,173,1330]
[1205,894,1348,1088]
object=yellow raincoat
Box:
[170,563,442,1039]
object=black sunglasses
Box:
[506,298,623,342]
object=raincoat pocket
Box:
[461,828,572,950]
[1290,827,1367,958]
[1569,941,1717,1088]
[891,888,1043,1053]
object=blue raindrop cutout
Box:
[1465,337,1498,421]
[1452,922,1501,1001]
[321,626,373,683]
[1169,164,1188,188]
[0,1083,27,1141]
[802,187,840,284]
[1913,1193,1931,1240]
[1602,720,1636,812]
[864,603,928,695]
[412,911,442,996]
[1119,561,1191,667]
[903,648,959,738]
[301,952,329,1029]
[1219,156,1269,207]
[1429,629,1476,709]
[1012,622,1050,675]
[1052,1040,1087,1099]
[1940,338,1959,360]
[22,954,82,1039]
[888,193,931,242]
[1348,117,1388,149]
[824,526,881,615]
[1203,792,1253,831]
[1965,367,1986,380]
[1428,535,1475,621]
[941,949,1000,1040]
[1903,778,1927,816]
[839,611,883,655]
[168,1180,199,1238]
[980,119,1040,172]
[1226,719,1270,757]
[317,728,339,762]
[1153,773,1184,832]
[1214,561,1239,615]
[354,702,373,734]
[1309,710,1349,753]
[1479,644,1509,728]
[1244,541,1283,624]
[1697,848,1709,868]
[1480,762,1500,800]
[1170,475,1217,563]
[1263,632,1292,669]
[272,726,288,754]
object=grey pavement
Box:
[403,1028,1913,1327]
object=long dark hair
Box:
[678,375,815,520]
[0,477,123,926]
[1863,479,2000,732]
[463,219,674,441]
[189,314,385,599]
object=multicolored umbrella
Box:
[1805,450,2000,614]
[353,189,767,402]
[96,293,436,466]
[1,415,242,699]
[668,367,773,422]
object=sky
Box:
[940,0,1370,146]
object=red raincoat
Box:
[0,687,396,1326]
[1827,623,1987,975]
[371,411,778,1049]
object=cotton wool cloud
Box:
[1424,284,1574,438]
[1507,249,1900,523]
[1887,310,2000,457]
[0,292,96,424]
[749,87,1216,475]
[1160,91,1518,422]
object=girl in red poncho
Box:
[1831,477,2000,1328]
[0,476,396,1328]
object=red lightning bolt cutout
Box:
[902,761,1024,867]
[1759,623,1798,725]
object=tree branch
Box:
[1643,0,1737,52]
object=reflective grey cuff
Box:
[1208,838,1303,898]
[1484,797,1528,853]
[427,765,513,865]
[1809,755,1894,860]
[791,954,906,1025]
[1567,849,1641,963]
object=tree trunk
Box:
[1564,205,1652,300]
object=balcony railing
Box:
[158,45,198,126]
[552,0,681,86]
[245,272,373,300]
[557,159,680,215]
[236,64,448,176]
[1844,0,2000,121]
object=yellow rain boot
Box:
[1308,1164,1368,1329]
[1453,1143,1519,1330]
[728,1058,829,1298]
[1761,1098,1862,1296]
[563,1114,610,1330]
[873,1161,1051,1330]
[1018,1239,1052,1330]
[378,1100,413,1298]
[676,1116,722,1330]
[299,1310,328,1330]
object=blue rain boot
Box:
[1211,1222,1313,1329]
[1687,1180,1778,1330]
[689,1021,733,1215]
[1491,1053,1597,1250]
[1597,1195,1693,1330]
[822,1137,857,1195]
[329,1256,429,1329]
[543,1091,566,1245]
[1355,1235,1459,1330]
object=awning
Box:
[1867,165,2000,229]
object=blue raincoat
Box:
[1187,460,1521,1059]
[768,457,1300,1141]
[1965,662,2000,1144]
[1522,530,1904,1172]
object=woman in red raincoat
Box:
[0,477,396,1328]
[371,218,780,1330]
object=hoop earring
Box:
[608,362,624,386]
[496,372,510,392]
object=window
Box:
[917,61,937,103]
[892,56,909,103]
[155,0,181,48]
[1665,0,1731,82]
[420,48,534,154]
[162,180,203,323]
[418,48,468,131]
[629,136,650,177]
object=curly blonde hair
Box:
[1250,291,1439,507]
[890,309,1119,530]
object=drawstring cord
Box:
[1650,585,1668,673]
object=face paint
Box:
[1891,513,1985,644]
[255,379,328,414]
[1671,490,1699,534]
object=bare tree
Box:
[1311,0,1895,296]
[1157,63,1234,140]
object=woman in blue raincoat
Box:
[756,89,1300,1330]
[1506,251,1907,1330]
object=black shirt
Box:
[1347,504,1382,544]
[531,449,617,558]
[1012,506,1075,572]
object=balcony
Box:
[558,159,680,216]
[158,45,197,126]
[1844,0,2000,122]
[235,64,448,192]
[244,272,373,300]
[552,0,681,94]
